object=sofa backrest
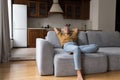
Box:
[45,31,88,48]
[87,31,120,47]
[45,31,61,48]
[77,31,88,45]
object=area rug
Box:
[10,48,36,60]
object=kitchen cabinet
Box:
[27,1,48,17]
[38,2,48,17]
[80,0,90,19]
[60,0,90,20]
[27,1,37,17]
[13,0,90,19]
[13,0,28,4]
[27,29,48,47]
[64,4,73,19]
[64,3,81,19]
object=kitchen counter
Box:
[27,28,48,48]
[27,28,101,31]
[28,28,47,29]
[27,28,54,31]
[28,27,86,30]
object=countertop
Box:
[27,28,54,31]
[27,28,101,31]
[28,28,47,29]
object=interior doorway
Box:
[116,0,120,32]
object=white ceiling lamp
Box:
[49,0,63,14]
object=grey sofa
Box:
[36,31,120,76]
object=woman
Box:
[54,26,99,80]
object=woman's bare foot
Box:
[77,70,84,80]
[77,76,83,80]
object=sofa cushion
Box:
[99,47,120,54]
[87,31,120,47]
[99,47,120,70]
[45,31,61,48]
[82,53,107,74]
[54,48,107,76]
[77,31,88,45]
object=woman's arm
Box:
[54,27,62,38]
[71,28,79,38]
[72,28,79,33]
[54,27,60,33]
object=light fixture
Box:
[49,0,63,14]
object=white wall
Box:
[99,0,116,31]
[90,0,116,31]
[28,14,90,30]
[90,0,99,30]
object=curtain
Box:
[0,0,10,63]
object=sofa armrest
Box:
[36,38,54,75]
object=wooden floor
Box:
[0,61,120,80]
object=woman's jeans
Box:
[63,42,99,70]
